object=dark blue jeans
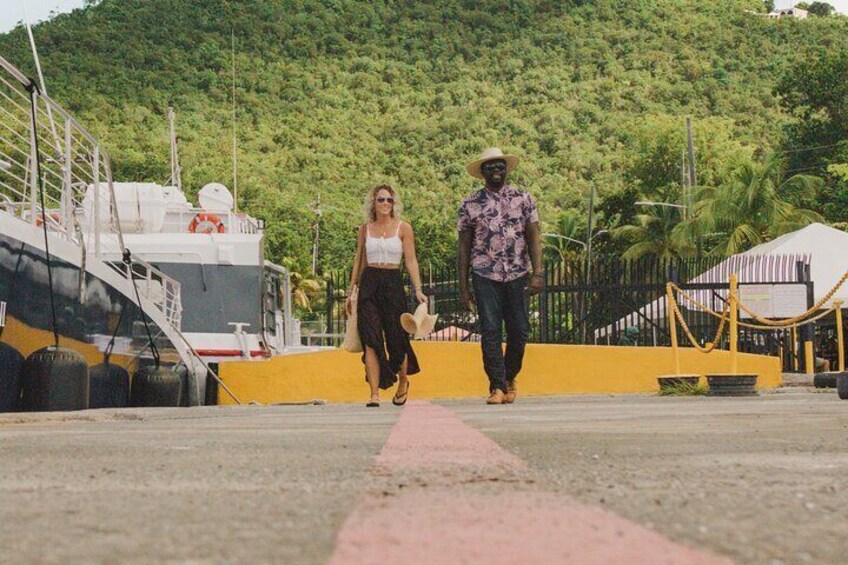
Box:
[472,273,530,393]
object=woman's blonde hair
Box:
[363,184,403,223]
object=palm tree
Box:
[543,209,587,262]
[290,271,321,312]
[613,205,695,260]
[691,154,823,256]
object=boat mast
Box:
[168,107,182,190]
[23,10,61,157]
[231,29,238,213]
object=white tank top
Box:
[365,223,403,265]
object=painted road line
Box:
[330,401,730,565]
[375,400,525,472]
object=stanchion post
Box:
[836,300,844,372]
[791,326,798,372]
[805,340,814,375]
[667,283,681,375]
[729,273,738,374]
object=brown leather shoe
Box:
[504,380,517,404]
[486,389,505,405]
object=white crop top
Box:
[365,223,403,265]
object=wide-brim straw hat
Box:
[400,303,439,339]
[466,147,519,179]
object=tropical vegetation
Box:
[0,0,846,275]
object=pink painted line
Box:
[374,400,525,472]
[330,401,730,565]
[331,491,730,565]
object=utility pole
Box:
[583,186,596,344]
[680,150,688,220]
[585,185,595,284]
[311,196,322,275]
[686,117,702,257]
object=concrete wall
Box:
[217,342,782,405]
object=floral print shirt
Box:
[457,184,539,282]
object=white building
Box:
[768,7,809,18]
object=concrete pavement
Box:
[0,389,845,563]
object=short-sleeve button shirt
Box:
[457,184,539,282]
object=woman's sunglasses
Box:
[376,196,394,204]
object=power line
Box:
[778,142,845,155]
[785,164,831,174]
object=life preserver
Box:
[188,213,226,234]
[35,211,63,228]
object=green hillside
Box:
[1,0,847,271]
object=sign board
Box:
[739,284,808,319]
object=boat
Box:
[0,55,204,410]
[108,177,308,403]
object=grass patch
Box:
[658,381,708,396]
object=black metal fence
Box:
[320,256,824,371]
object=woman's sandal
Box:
[392,381,410,406]
[366,396,380,408]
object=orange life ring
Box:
[188,213,226,234]
[35,211,62,228]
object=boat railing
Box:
[120,258,183,330]
[160,208,262,234]
[0,55,183,332]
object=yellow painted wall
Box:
[217,342,782,405]
[2,316,133,368]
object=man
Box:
[457,147,543,405]
[618,326,640,346]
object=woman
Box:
[347,184,427,407]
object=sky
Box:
[0,0,86,34]
[0,0,846,34]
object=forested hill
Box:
[1,0,847,270]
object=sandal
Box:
[392,380,410,406]
[366,395,380,408]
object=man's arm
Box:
[458,229,474,311]
[526,221,544,295]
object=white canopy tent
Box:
[595,223,848,342]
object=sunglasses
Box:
[376,196,394,204]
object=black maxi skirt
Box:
[357,267,421,389]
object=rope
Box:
[670,282,842,331]
[735,270,848,327]
[670,297,729,353]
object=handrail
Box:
[0,55,181,332]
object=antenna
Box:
[167,107,182,190]
[231,29,238,213]
[23,9,61,157]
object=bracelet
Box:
[531,272,544,278]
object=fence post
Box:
[836,301,844,372]
[539,269,549,343]
[729,272,738,374]
[325,275,334,336]
[666,283,681,375]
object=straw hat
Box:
[400,303,439,339]
[466,147,519,179]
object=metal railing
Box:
[0,55,182,330]
[160,208,261,234]
[324,255,821,370]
